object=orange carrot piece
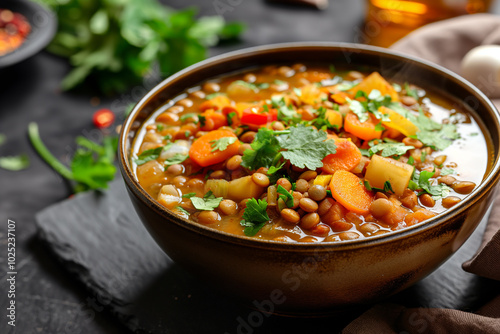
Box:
[200,109,227,131]
[330,92,351,104]
[404,209,436,226]
[199,95,232,112]
[344,112,382,141]
[322,139,362,174]
[189,130,240,167]
[330,170,374,215]
[350,72,399,102]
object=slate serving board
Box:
[35,179,500,333]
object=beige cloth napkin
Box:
[344,14,500,333]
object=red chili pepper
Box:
[240,107,277,126]
[93,108,115,129]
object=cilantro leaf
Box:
[0,155,30,171]
[277,185,294,208]
[135,146,164,165]
[165,153,188,166]
[41,1,245,94]
[241,128,281,170]
[231,80,269,92]
[182,192,196,198]
[176,206,190,216]
[404,82,419,99]
[28,122,117,193]
[227,112,236,126]
[272,96,301,125]
[240,198,270,236]
[368,141,414,158]
[348,99,369,122]
[190,190,223,211]
[413,169,451,200]
[440,168,455,176]
[277,125,336,170]
[210,137,237,152]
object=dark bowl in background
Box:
[119,43,500,315]
[0,0,57,68]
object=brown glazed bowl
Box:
[119,43,500,315]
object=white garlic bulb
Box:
[461,45,500,99]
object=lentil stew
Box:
[132,64,490,243]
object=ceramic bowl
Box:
[119,43,500,315]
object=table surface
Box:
[1,1,500,333]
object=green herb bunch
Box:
[38,0,244,94]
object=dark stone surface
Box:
[2,0,500,333]
[35,179,499,334]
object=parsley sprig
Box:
[190,190,223,211]
[409,169,451,200]
[28,122,117,193]
[240,198,270,236]
[348,89,392,123]
[241,125,336,173]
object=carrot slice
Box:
[189,130,240,167]
[330,170,374,215]
[344,112,382,141]
[322,139,362,174]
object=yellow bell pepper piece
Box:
[379,106,419,137]
[313,174,333,187]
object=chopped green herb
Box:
[156,124,164,132]
[241,127,281,171]
[470,132,479,137]
[0,155,30,171]
[277,185,294,208]
[293,87,302,96]
[198,115,206,127]
[135,146,164,165]
[383,181,394,193]
[210,137,237,152]
[176,206,190,216]
[39,0,244,94]
[404,82,419,100]
[274,79,287,85]
[240,198,270,236]
[180,113,198,122]
[408,156,415,166]
[337,81,358,91]
[329,64,336,73]
[165,153,188,166]
[182,192,197,198]
[421,151,427,163]
[412,169,451,200]
[368,140,414,158]
[190,190,223,211]
[440,168,455,176]
[28,122,117,193]
[163,134,172,141]
[227,112,236,126]
[184,131,190,137]
[374,123,386,132]
[392,83,402,92]
[232,80,269,92]
[205,92,226,100]
[277,124,336,170]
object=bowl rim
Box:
[119,41,500,251]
